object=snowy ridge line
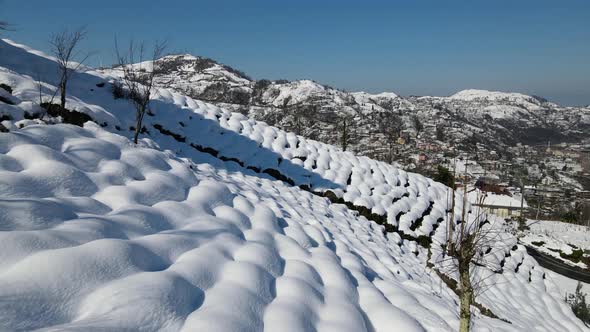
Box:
[99,46,590,162]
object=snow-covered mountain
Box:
[448,89,545,104]
[100,54,590,162]
[144,53,253,106]
[1,38,589,331]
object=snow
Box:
[266,80,327,106]
[480,105,528,119]
[446,89,544,112]
[545,270,590,301]
[468,188,528,208]
[450,89,537,103]
[526,220,590,251]
[0,38,589,331]
[520,220,590,269]
[451,159,486,177]
[352,91,399,102]
[0,124,438,331]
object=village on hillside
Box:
[392,125,590,224]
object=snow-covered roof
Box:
[469,188,528,208]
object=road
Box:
[524,245,590,284]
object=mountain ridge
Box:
[150,52,566,104]
[100,53,589,164]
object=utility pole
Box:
[520,180,525,219]
[447,149,457,246]
[535,196,541,221]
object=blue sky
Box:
[3,0,590,105]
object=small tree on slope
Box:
[436,160,502,332]
[336,113,355,152]
[566,282,590,326]
[378,112,402,164]
[115,39,167,144]
[50,27,89,110]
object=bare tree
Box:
[50,27,89,109]
[115,38,167,144]
[378,112,402,163]
[336,113,355,152]
[413,115,423,133]
[433,160,505,332]
[284,103,317,137]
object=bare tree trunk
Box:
[133,109,141,144]
[519,182,525,218]
[341,117,348,152]
[59,79,67,109]
[133,103,146,144]
[448,156,457,250]
[459,259,473,332]
[388,142,394,164]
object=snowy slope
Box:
[97,52,590,163]
[352,91,399,103]
[0,123,428,331]
[113,53,253,106]
[0,39,453,239]
[0,123,584,332]
[449,89,541,103]
[521,220,590,269]
[0,38,588,331]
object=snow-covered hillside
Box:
[1,38,588,331]
[97,51,590,163]
[127,53,253,106]
[521,220,590,269]
[449,89,543,105]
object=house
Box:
[418,153,428,162]
[469,188,528,218]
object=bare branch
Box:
[114,37,167,144]
[50,26,89,109]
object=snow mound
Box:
[0,123,584,331]
[0,124,450,331]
